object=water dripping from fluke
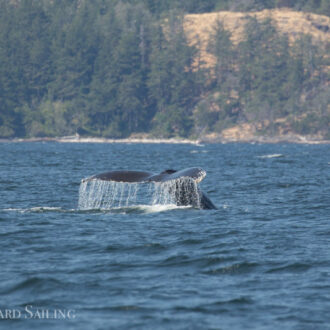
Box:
[78,168,217,210]
[78,179,200,210]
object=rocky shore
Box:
[1,133,329,144]
[0,135,200,145]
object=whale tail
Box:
[81,167,216,209]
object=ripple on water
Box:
[2,277,65,295]
[265,262,312,274]
[203,262,260,275]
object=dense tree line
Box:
[0,0,329,138]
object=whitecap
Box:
[257,154,283,159]
[2,207,68,213]
[134,204,189,214]
[82,204,190,214]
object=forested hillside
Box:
[0,0,329,139]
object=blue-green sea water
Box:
[0,142,329,329]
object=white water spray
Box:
[78,177,202,210]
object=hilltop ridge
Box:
[184,9,330,67]
[181,9,329,142]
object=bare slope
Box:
[184,9,330,67]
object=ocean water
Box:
[0,142,329,329]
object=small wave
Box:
[82,305,143,312]
[257,154,284,159]
[203,262,259,275]
[135,204,189,214]
[206,296,253,307]
[111,204,190,214]
[2,207,71,214]
[266,262,311,273]
[2,277,63,295]
[29,207,66,213]
[173,296,253,314]
[104,242,166,253]
[79,204,190,214]
[222,203,229,210]
[190,150,208,154]
[3,204,189,215]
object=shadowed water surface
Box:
[0,142,329,329]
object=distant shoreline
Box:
[0,136,201,145]
[0,134,329,144]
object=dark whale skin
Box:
[83,167,206,183]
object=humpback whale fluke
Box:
[81,167,216,210]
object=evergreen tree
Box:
[49,1,99,101]
[88,3,153,137]
[238,17,291,123]
[148,13,200,137]
[202,18,240,132]
[208,19,233,86]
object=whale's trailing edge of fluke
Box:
[82,167,206,184]
[81,167,216,209]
